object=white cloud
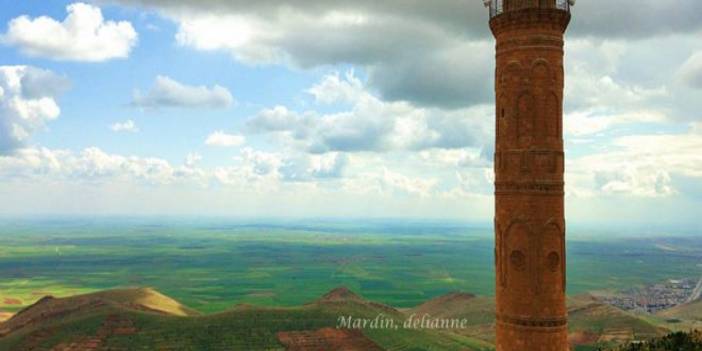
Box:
[307,71,365,105]
[174,14,262,60]
[110,119,139,133]
[437,169,494,199]
[103,0,702,111]
[220,147,350,184]
[597,168,675,198]
[565,110,667,137]
[133,76,234,109]
[205,131,245,147]
[166,8,492,109]
[3,2,702,219]
[246,105,315,133]
[247,72,491,154]
[0,145,493,218]
[280,152,348,181]
[563,36,702,124]
[418,148,485,168]
[184,152,201,167]
[380,168,438,197]
[338,168,438,198]
[0,145,351,193]
[565,60,669,113]
[0,147,175,184]
[0,66,66,154]
[108,0,702,40]
[2,3,137,62]
[568,128,702,198]
[307,153,348,179]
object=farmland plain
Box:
[1,218,699,315]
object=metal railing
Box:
[489,0,570,18]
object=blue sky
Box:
[0,0,701,225]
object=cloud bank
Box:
[104,0,702,110]
[247,72,491,154]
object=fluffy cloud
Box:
[280,152,348,181]
[104,0,702,110]
[0,66,67,154]
[418,148,486,169]
[564,110,666,137]
[0,145,348,190]
[218,147,349,184]
[2,3,137,62]
[164,5,490,109]
[247,72,491,153]
[205,131,245,147]
[338,168,438,198]
[565,69,669,114]
[0,145,486,217]
[560,37,702,136]
[110,119,139,133]
[568,127,702,198]
[132,76,234,109]
[0,148,349,192]
[2,1,700,218]
[368,41,493,109]
[0,147,185,184]
[184,152,202,167]
[378,169,438,197]
[107,0,702,40]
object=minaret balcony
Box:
[486,0,572,18]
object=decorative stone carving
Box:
[510,250,526,271]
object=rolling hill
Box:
[0,287,492,351]
[2,287,698,351]
[658,298,702,323]
[567,294,668,350]
[402,292,670,351]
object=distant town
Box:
[602,277,702,313]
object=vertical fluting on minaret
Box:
[489,0,571,350]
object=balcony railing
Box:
[489,0,571,18]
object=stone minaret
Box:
[487,0,571,350]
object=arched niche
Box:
[532,60,550,81]
[544,92,560,138]
[504,61,522,88]
[539,221,565,297]
[503,221,532,295]
[516,93,535,142]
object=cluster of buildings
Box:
[603,278,700,313]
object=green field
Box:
[0,218,700,315]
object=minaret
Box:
[487,0,572,350]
